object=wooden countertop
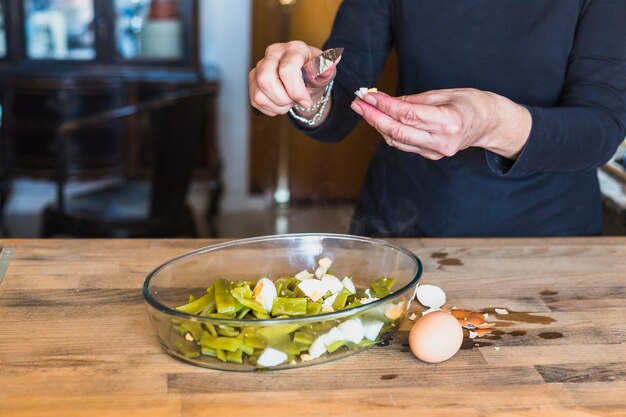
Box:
[0,238,625,417]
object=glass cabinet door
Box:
[114,0,183,61]
[23,0,96,60]
[0,2,6,58]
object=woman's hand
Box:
[249,41,336,117]
[351,88,532,160]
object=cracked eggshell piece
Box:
[416,284,446,309]
[354,87,378,99]
[321,274,344,294]
[295,270,314,281]
[362,319,384,341]
[495,308,509,315]
[337,318,365,344]
[421,307,440,316]
[253,277,277,313]
[341,276,356,294]
[297,279,329,302]
[257,347,288,367]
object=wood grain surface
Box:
[0,238,625,417]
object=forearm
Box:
[487,105,625,176]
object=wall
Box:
[201,0,271,212]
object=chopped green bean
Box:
[271,297,307,316]
[215,279,236,315]
[200,333,242,352]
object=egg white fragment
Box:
[337,318,365,344]
[297,279,329,302]
[314,257,333,279]
[298,279,328,302]
[324,327,346,346]
[416,284,446,309]
[295,270,314,281]
[362,319,384,341]
[321,293,338,312]
[253,277,277,313]
[257,347,288,367]
[354,87,378,99]
[321,274,344,294]
[341,276,356,294]
[309,334,328,359]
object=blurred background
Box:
[0,0,625,239]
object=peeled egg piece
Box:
[409,311,463,363]
[415,284,446,309]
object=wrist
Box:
[481,94,532,160]
[289,81,334,128]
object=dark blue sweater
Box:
[299,0,626,237]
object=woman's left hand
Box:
[351,88,531,160]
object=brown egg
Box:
[409,311,463,363]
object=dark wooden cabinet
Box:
[0,0,219,181]
[0,0,220,237]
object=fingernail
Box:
[351,102,363,116]
[300,100,313,108]
[363,94,377,106]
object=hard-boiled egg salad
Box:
[170,257,405,368]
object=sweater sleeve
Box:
[291,0,393,142]
[487,0,626,175]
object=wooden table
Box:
[0,238,625,417]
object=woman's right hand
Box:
[249,41,335,117]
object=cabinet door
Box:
[0,1,7,59]
[112,0,195,66]
[22,0,97,61]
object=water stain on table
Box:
[430,252,464,266]
[482,308,556,325]
[437,258,464,266]
[538,332,564,340]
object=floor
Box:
[1,179,354,239]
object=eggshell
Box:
[415,284,446,309]
[409,311,463,363]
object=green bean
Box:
[226,349,243,363]
[332,290,350,311]
[271,297,307,316]
[180,321,203,341]
[306,301,322,315]
[200,333,242,352]
[243,328,268,349]
[214,279,236,315]
[371,276,396,298]
[175,286,215,315]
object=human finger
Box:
[254,58,295,108]
[352,99,442,150]
[361,93,448,132]
[381,135,445,160]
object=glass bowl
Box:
[142,233,422,371]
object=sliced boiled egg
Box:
[341,276,356,294]
[298,279,329,302]
[253,277,277,313]
[321,274,344,294]
[257,347,288,367]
